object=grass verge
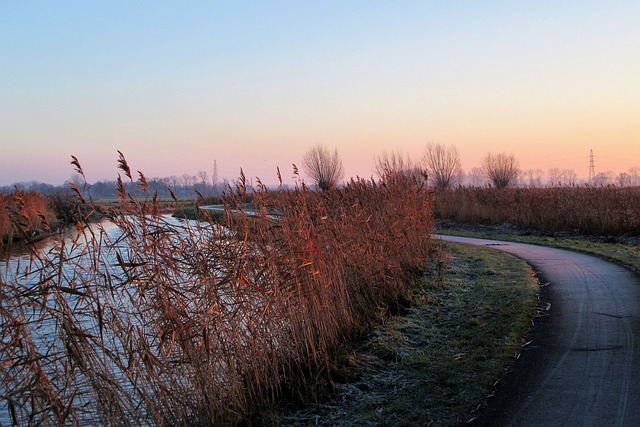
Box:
[437,224,640,275]
[276,241,538,426]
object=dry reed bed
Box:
[0,190,56,245]
[0,158,434,425]
[433,186,640,236]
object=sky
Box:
[1,1,639,186]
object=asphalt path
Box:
[437,236,640,427]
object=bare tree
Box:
[547,167,562,187]
[193,170,208,196]
[468,167,486,186]
[374,151,423,180]
[482,152,520,188]
[617,172,630,187]
[523,169,544,187]
[302,144,345,190]
[628,167,640,186]
[456,169,467,186]
[181,174,196,196]
[561,169,577,186]
[197,170,208,186]
[422,143,461,189]
[167,175,180,195]
[592,171,614,186]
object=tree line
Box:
[3,172,229,200]
[2,147,639,200]
[302,144,640,190]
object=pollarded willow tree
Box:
[374,151,425,181]
[482,152,520,188]
[301,144,345,191]
[422,143,461,189]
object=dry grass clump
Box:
[0,155,434,425]
[433,186,640,236]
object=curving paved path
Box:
[437,236,640,427]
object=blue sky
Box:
[1,1,639,185]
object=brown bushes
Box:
[0,190,56,244]
[433,186,640,236]
[0,159,434,425]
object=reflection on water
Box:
[0,214,202,425]
[1,214,187,269]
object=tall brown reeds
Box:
[0,156,434,425]
[1,190,56,245]
[433,186,640,236]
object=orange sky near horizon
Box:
[1,1,638,187]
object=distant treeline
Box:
[1,174,231,200]
[1,170,259,244]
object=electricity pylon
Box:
[588,149,596,183]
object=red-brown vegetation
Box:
[0,190,56,244]
[433,186,640,236]
[0,158,434,425]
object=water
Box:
[0,214,209,425]
[0,211,280,425]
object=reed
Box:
[433,186,640,236]
[0,156,434,425]
[0,190,56,244]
